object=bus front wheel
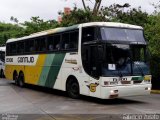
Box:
[66,77,80,99]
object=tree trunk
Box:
[93,0,102,15]
[82,0,87,11]
[81,0,102,16]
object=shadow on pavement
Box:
[10,82,147,106]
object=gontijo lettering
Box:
[17,57,34,63]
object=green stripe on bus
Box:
[45,53,66,88]
[132,76,144,81]
[38,54,55,86]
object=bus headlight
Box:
[110,81,118,85]
[103,81,118,86]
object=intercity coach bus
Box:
[0,46,5,78]
[5,22,151,99]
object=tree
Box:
[144,14,160,85]
[23,16,59,35]
[0,22,25,44]
[65,0,103,16]
[10,16,19,24]
[59,7,107,27]
[82,0,102,15]
[0,16,59,44]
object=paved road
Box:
[0,78,160,120]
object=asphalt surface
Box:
[0,78,160,120]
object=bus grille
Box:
[121,81,131,84]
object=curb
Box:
[151,90,160,94]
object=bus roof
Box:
[6,22,143,43]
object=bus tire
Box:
[13,71,18,85]
[18,72,25,87]
[66,77,80,99]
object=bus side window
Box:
[70,31,78,49]
[54,35,61,50]
[62,33,69,50]
[41,38,47,52]
[47,36,54,51]
[6,44,10,55]
[82,27,95,43]
[25,39,35,53]
[10,43,17,55]
[35,37,46,52]
[17,42,24,54]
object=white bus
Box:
[0,46,5,78]
[5,22,151,99]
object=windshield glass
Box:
[131,45,150,76]
[102,44,150,77]
[100,27,146,44]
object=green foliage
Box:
[60,4,149,27]
[59,7,106,27]
[0,17,59,44]
[0,22,25,44]
[144,14,160,79]
[108,6,149,27]
[23,16,59,35]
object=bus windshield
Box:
[81,26,150,78]
[102,44,150,77]
[100,27,146,44]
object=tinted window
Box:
[54,35,61,50]
[25,39,35,53]
[70,31,78,49]
[101,27,146,43]
[17,41,24,54]
[35,37,47,52]
[6,44,10,55]
[82,27,95,43]
[62,33,69,50]
[48,36,54,51]
[10,43,17,54]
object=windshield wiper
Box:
[117,69,123,77]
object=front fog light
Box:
[110,90,118,95]
[145,87,151,91]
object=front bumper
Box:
[100,84,151,99]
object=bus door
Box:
[89,45,102,97]
[82,44,102,97]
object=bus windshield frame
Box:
[100,27,146,44]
